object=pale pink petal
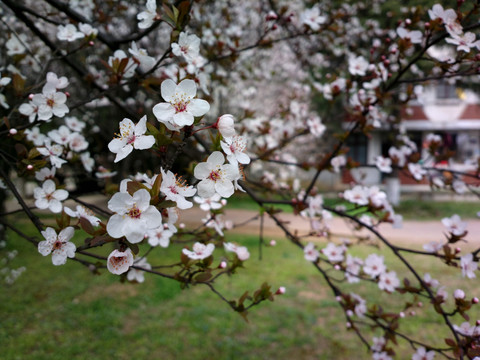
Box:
[124,225,146,243]
[53,189,69,201]
[43,179,56,194]
[108,192,133,214]
[38,240,52,256]
[194,162,211,179]
[108,138,128,153]
[64,241,76,258]
[173,112,194,127]
[132,189,151,211]
[161,79,177,102]
[48,199,63,213]
[141,206,162,228]
[107,214,127,238]
[153,102,175,122]
[177,79,197,99]
[51,250,67,265]
[35,198,49,209]
[208,151,225,166]
[215,180,234,198]
[187,99,210,116]
[197,179,215,198]
[119,118,135,137]
[58,227,75,242]
[133,135,155,150]
[114,144,133,162]
[134,115,148,135]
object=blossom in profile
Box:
[38,227,76,265]
[160,168,196,209]
[107,248,134,275]
[224,242,250,261]
[182,242,215,260]
[34,179,68,213]
[396,27,423,44]
[57,24,84,42]
[460,253,477,279]
[304,242,319,262]
[37,140,67,168]
[146,226,174,248]
[446,32,480,53]
[108,116,155,162]
[127,257,151,283]
[194,151,238,198]
[137,0,157,29]
[128,41,155,71]
[106,188,162,243]
[441,214,467,236]
[153,79,210,130]
[64,205,101,227]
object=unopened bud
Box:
[65,92,70,97]
[89,41,94,46]
[219,261,227,269]
[276,286,286,295]
[216,114,236,138]
[409,310,416,316]
[476,320,480,326]
[28,93,34,100]
[346,322,352,328]
[9,128,17,135]
[454,289,466,300]
[455,247,461,254]
[221,199,227,206]
[405,18,411,25]
[179,223,185,229]
[473,297,479,304]
[425,22,430,29]
[27,164,33,170]
[399,312,405,318]
[269,239,277,246]
[335,296,342,302]
[271,24,278,30]
[417,302,423,307]
[334,264,341,270]
[346,310,353,317]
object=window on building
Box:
[436,81,457,100]
[346,133,367,164]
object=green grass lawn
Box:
[226,193,480,220]
[1,224,479,360]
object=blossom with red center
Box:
[220,135,250,165]
[106,188,162,243]
[194,151,238,198]
[182,242,215,260]
[108,115,155,163]
[34,179,69,213]
[38,227,76,265]
[363,254,386,278]
[107,248,134,275]
[160,168,196,209]
[152,79,210,130]
[171,32,200,62]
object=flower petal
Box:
[177,79,197,99]
[161,79,177,102]
[187,99,210,117]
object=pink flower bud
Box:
[346,322,351,328]
[216,114,236,138]
[27,164,33,170]
[179,223,185,229]
[221,199,227,206]
[276,286,286,295]
[28,93,34,100]
[454,289,466,299]
[409,310,416,316]
[9,128,17,135]
[269,239,277,246]
[219,261,227,269]
[335,296,342,302]
[473,297,479,304]
[405,18,411,25]
[334,264,340,270]
[89,41,94,46]
[399,312,405,318]
[476,320,480,326]
[346,310,353,317]
[65,92,70,98]
[417,302,423,307]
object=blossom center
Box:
[128,204,142,218]
[208,170,222,182]
[52,240,63,250]
[46,98,55,107]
